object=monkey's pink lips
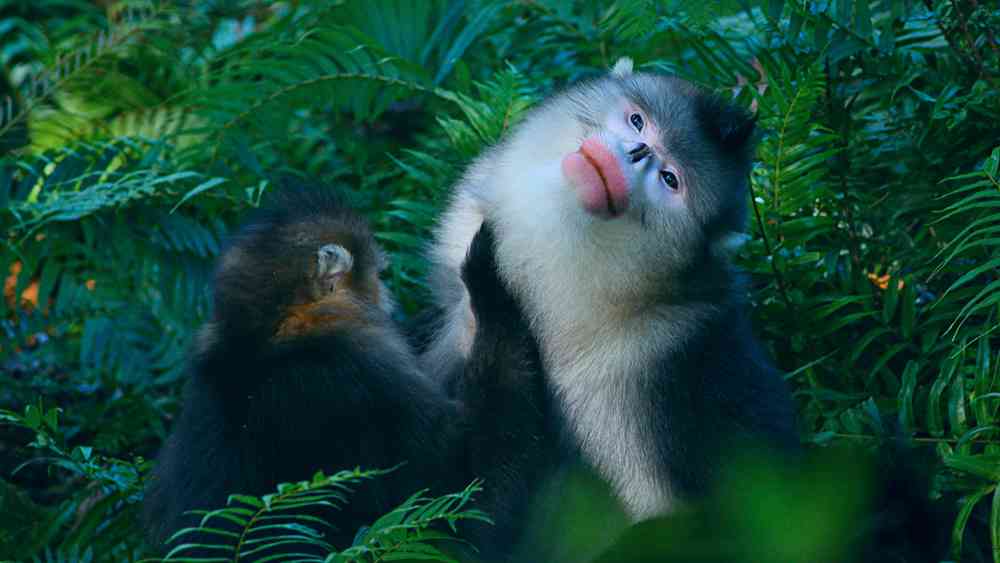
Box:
[561,138,629,218]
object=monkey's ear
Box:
[611,57,634,77]
[719,110,757,151]
[696,94,758,153]
[711,231,750,259]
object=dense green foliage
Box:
[1,0,999,561]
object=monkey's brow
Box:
[564,92,603,125]
[568,104,599,128]
[576,113,600,129]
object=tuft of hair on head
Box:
[611,57,634,77]
[256,176,353,224]
[694,92,758,157]
[244,178,374,253]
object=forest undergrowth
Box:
[1,1,999,561]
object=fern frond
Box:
[189,26,442,164]
[335,481,487,563]
[331,0,505,85]
[932,147,1000,336]
[160,470,483,563]
[754,56,838,216]
[0,4,165,143]
[598,0,658,41]
[4,138,228,237]
[29,105,199,154]
[434,68,537,160]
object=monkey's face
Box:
[490,69,754,300]
[562,95,685,221]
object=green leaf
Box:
[882,274,899,324]
[929,357,960,437]
[171,177,228,213]
[944,455,1000,481]
[950,375,970,450]
[900,278,916,340]
[992,486,1000,563]
[985,146,999,179]
[951,486,994,559]
[898,361,920,433]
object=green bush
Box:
[1,1,998,561]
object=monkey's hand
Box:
[460,224,548,498]
[461,223,521,324]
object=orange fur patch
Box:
[273,266,383,340]
[274,298,362,339]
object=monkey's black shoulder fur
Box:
[143,187,461,551]
[644,302,800,498]
[143,189,552,561]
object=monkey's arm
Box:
[454,224,556,555]
[459,223,547,448]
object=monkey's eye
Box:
[629,113,644,132]
[660,170,679,191]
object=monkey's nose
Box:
[627,143,650,163]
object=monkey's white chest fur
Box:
[542,317,676,520]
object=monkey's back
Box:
[143,321,458,546]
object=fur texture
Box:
[423,63,798,519]
[143,188,460,553]
[143,189,549,561]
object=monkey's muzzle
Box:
[561,137,629,218]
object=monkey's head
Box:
[212,188,390,342]
[486,59,756,305]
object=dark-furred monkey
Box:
[143,189,550,560]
